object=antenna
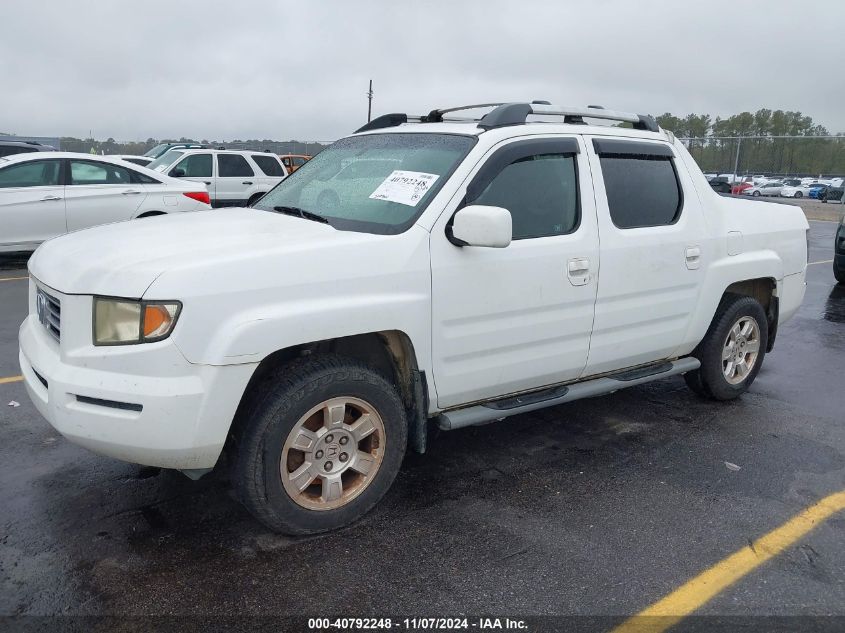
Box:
[367,79,374,122]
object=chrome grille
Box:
[35,287,61,343]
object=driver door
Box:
[430,136,599,409]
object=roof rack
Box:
[355,102,660,134]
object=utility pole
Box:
[732,136,742,183]
[367,79,373,123]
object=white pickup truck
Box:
[19,103,808,534]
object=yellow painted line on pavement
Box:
[0,375,24,385]
[808,259,833,266]
[611,490,845,633]
[0,275,27,282]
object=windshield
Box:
[254,133,476,234]
[144,143,169,158]
[147,150,185,173]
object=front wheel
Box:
[233,354,407,534]
[684,294,768,400]
[794,191,803,198]
[752,190,761,197]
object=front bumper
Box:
[19,282,257,470]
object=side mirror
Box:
[170,168,186,178]
[450,204,512,248]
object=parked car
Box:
[808,184,830,200]
[109,155,154,167]
[19,102,808,534]
[743,181,784,197]
[0,152,210,252]
[279,154,312,173]
[819,186,843,203]
[147,149,287,207]
[835,214,845,284]
[0,140,57,158]
[143,142,207,159]
[709,177,732,194]
[731,181,754,195]
[780,183,823,198]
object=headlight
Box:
[93,298,181,345]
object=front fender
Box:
[199,291,431,369]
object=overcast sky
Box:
[2,0,843,141]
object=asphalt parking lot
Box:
[0,220,843,631]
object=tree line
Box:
[56,137,328,157]
[653,109,843,176]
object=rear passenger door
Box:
[431,136,599,408]
[63,159,148,232]
[249,154,287,194]
[215,154,255,207]
[583,137,707,376]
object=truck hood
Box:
[29,209,373,297]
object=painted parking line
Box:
[808,259,834,266]
[0,276,27,282]
[0,375,24,385]
[611,490,845,633]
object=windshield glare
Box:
[254,133,476,234]
[147,150,185,173]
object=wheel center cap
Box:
[326,444,339,459]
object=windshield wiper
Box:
[273,205,331,225]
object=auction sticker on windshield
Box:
[369,170,439,207]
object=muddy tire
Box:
[233,354,407,534]
[684,293,768,401]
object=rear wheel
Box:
[233,354,407,534]
[684,294,768,400]
[794,191,803,198]
[247,193,265,207]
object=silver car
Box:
[743,181,784,197]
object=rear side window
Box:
[173,153,212,178]
[218,154,254,177]
[0,160,60,188]
[69,160,132,185]
[594,139,682,229]
[251,155,284,177]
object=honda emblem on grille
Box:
[36,291,49,327]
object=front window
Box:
[254,133,476,234]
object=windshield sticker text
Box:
[369,170,439,207]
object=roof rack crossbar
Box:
[354,103,660,134]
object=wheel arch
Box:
[724,277,779,351]
[135,210,166,218]
[226,329,430,458]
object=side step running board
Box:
[437,357,700,431]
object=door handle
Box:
[204,181,212,185]
[685,246,701,270]
[567,258,590,286]
[121,189,141,195]
[242,181,253,185]
[40,195,62,201]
